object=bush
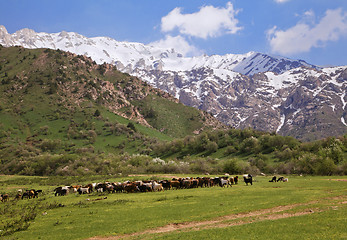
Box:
[223,159,242,174]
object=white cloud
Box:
[267,8,347,55]
[149,35,201,57]
[161,2,242,39]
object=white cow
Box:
[152,181,163,192]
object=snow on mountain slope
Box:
[0,25,317,76]
[0,25,346,140]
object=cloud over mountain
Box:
[149,35,201,57]
[267,8,347,55]
[160,2,242,39]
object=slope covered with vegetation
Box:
[0,45,223,175]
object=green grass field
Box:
[0,175,346,240]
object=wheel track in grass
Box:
[87,195,347,240]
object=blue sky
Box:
[0,0,346,66]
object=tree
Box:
[127,122,136,132]
[94,109,101,117]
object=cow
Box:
[201,177,211,187]
[112,182,124,193]
[77,187,89,194]
[22,190,36,199]
[229,177,235,185]
[1,194,9,202]
[219,177,232,188]
[169,180,181,190]
[95,183,107,192]
[277,177,284,182]
[54,187,67,196]
[138,185,149,192]
[181,179,192,189]
[283,178,289,182]
[211,177,220,187]
[106,184,115,193]
[84,183,94,193]
[159,180,171,190]
[124,183,139,193]
[152,181,164,192]
[234,176,238,184]
[269,176,277,182]
[14,193,22,200]
[243,174,253,185]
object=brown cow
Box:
[22,190,35,199]
[14,193,22,200]
[181,179,192,189]
[1,194,9,202]
[170,180,181,190]
[124,183,139,193]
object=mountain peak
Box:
[0,25,8,35]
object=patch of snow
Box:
[341,93,346,110]
[331,105,336,112]
[276,114,285,133]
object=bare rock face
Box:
[130,66,347,141]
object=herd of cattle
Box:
[53,175,243,196]
[0,189,43,202]
[0,175,288,201]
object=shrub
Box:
[222,159,242,174]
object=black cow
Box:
[54,187,67,196]
[277,177,284,182]
[243,174,253,185]
[269,176,277,182]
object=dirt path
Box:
[87,196,347,240]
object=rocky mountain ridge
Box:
[0,25,346,140]
[0,25,317,76]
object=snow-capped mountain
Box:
[1,25,346,140]
[0,25,317,76]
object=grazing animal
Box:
[112,182,124,193]
[181,179,192,189]
[152,181,164,192]
[219,177,231,187]
[234,176,238,184]
[1,194,9,202]
[202,177,211,187]
[170,180,180,190]
[283,178,289,182]
[14,193,22,200]
[22,190,36,199]
[95,183,107,192]
[124,183,139,193]
[106,184,115,193]
[84,184,94,193]
[211,177,220,187]
[269,176,277,182]
[191,179,199,188]
[277,177,284,182]
[54,187,67,196]
[243,174,253,185]
[159,180,171,190]
[138,185,149,192]
[77,187,90,194]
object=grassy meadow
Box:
[0,174,346,240]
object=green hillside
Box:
[0,46,225,175]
